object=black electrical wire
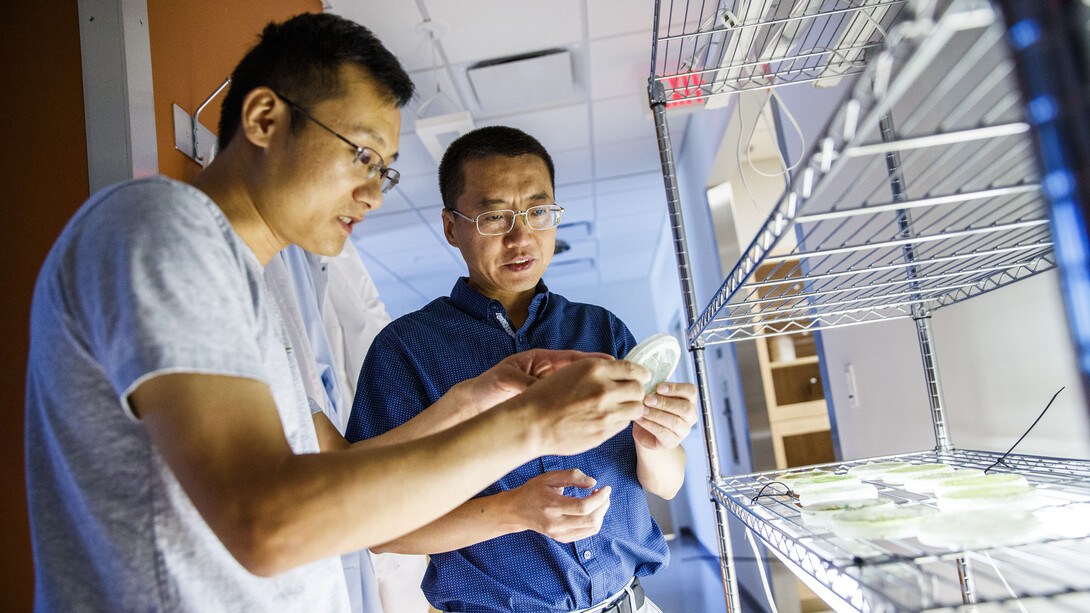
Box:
[750,481,794,503]
[984,386,1065,474]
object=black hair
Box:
[438,126,556,210]
[217,12,414,150]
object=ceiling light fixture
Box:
[415,19,475,164]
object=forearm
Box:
[356,381,479,449]
[137,357,647,578]
[245,406,541,574]
[371,490,522,555]
[635,443,686,500]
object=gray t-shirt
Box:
[25,176,351,612]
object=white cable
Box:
[735,98,766,215]
[415,21,460,119]
[745,528,780,613]
[746,89,805,177]
[983,552,1030,613]
[733,87,804,217]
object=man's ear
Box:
[238,87,283,150]
[442,208,460,248]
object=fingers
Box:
[633,417,682,449]
[594,357,651,386]
[539,468,596,490]
[636,384,698,449]
[521,356,651,457]
[513,349,615,379]
[540,486,612,543]
[500,369,540,393]
[650,381,698,403]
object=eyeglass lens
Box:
[477,205,563,235]
[353,148,400,193]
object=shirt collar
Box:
[449,277,551,324]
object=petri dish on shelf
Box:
[847,461,910,480]
[789,473,862,494]
[917,509,1045,549]
[798,482,878,507]
[801,498,893,528]
[830,504,937,540]
[934,472,1029,497]
[937,484,1042,512]
[882,463,951,485]
[902,467,979,493]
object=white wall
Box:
[821,269,1090,461]
[821,318,937,460]
[931,271,1090,458]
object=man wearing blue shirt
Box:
[346,126,698,612]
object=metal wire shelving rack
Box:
[648,0,1090,611]
[717,451,1090,612]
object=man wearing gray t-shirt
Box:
[25,13,650,612]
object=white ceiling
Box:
[324,0,692,314]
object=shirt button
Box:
[583,550,593,560]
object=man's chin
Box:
[295,238,347,258]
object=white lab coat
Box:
[267,240,430,613]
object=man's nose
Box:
[354,182,382,211]
[505,213,533,241]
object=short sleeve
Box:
[610,312,639,359]
[64,182,267,417]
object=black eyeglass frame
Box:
[447,204,565,236]
[269,89,400,193]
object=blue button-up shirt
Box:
[346,279,669,612]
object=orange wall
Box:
[0,1,318,608]
[1,2,89,609]
[149,0,322,182]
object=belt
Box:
[573,577,645,613]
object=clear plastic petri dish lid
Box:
[847,461,909,480]
[936,484,1042,513]
[830,504,937,540]
[801,498,893,528]
[798,482,878,507]
[917,509,1045,549]
[624,333,681,396]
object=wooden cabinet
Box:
[754,262,835,469]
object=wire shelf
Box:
[680,0,1057,346]
[713,449,1090,612]
[651,0,909,106]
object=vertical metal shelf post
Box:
[878,112,955,454]
[881,104,971,603]
[649,76,741,613]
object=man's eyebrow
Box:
[346,125,398,161]
[478,192,552,207]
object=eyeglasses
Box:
[448,204,565,235]
[269,89,400,193]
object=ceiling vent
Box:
[416,111,475,164]
[557,221,593,241]
[467,49,574,111]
